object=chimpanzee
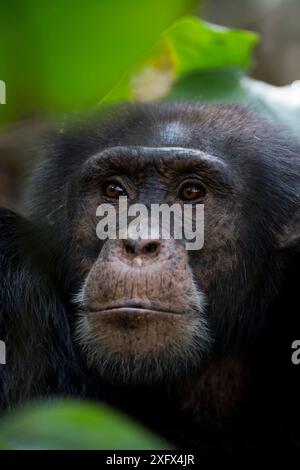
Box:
[0,102,300,449]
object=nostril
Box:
[142,241,160,255]
[125,243,135,254]
[145,243,157,253]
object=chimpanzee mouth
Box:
[88,302,182,316]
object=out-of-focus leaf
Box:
[0,0,194,123]
[108,16,259,103]
[0,400,170,450]
[158,17,259,76]
[167,68,300,138]
[109,15,299,137]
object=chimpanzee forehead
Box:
[79,145,235,190]
[88,146,227,170]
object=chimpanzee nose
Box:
[123,238,161,257]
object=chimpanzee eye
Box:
[102,180,127,198]
[178,182,206,201]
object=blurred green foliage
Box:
[0,3,299,136]
[126,16,300,137]
[0,401,170,450]
[155,17,259,74]
[0,0,194,122]
[106,16,259,102]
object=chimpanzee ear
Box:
[277,211,300,249]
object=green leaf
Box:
[109,16,259,102]
[125,16,299,137]
[0,0,194,123]
[0,400,170,450]
[160,16,259,75]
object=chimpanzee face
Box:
[69,141,242,384]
